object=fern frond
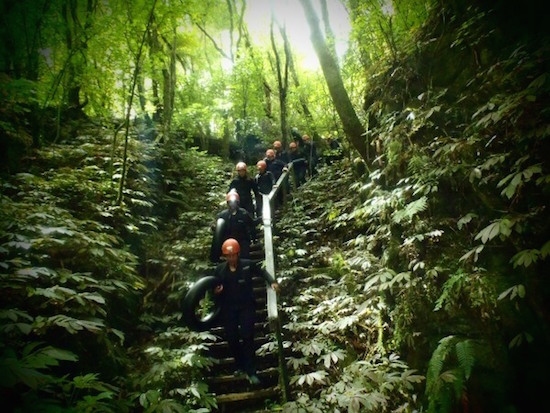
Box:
[426,335,458,393]
[455,339,475,380]
[392,196,428,223]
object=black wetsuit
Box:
[213,259,276,376]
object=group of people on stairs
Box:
[204,133,329,386]
[210,135,320,263]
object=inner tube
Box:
[182,276,222,331]
[291,158,307,168]
[209,217,226,263]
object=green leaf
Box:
[510,249,539,268]
[475,222,500,244]
[457,213,478,230]
[459,245,484,262]
[392,197,427,224]
[540,240,550,258]
[498,284,525,301]
[15,267,56,279]
[38,226,75,236]
[42,347,78,362]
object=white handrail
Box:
[260,162,293,401]
[262,163,293,319]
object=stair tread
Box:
[207,367,278,384]
[215,386,280,403]
[209,336,270,347]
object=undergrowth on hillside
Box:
[0,122,231,411]
[273,6,549,413]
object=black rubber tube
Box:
[182,276,222,331]
[209,217,226,262]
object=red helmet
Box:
[289,142,297,149]
[226,190,239,203]
[273,140,282,149]
[236,161,247,172]
[256,160,267,171]
[302,134,310,141]
[222,238,240,255]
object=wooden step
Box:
[207,367,278,385]
[208,336,271,358]
[214,386,280,405]
[210,321,268,337]
[211,353,279,375]
[206,367,279,395]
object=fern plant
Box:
[425,335,489,413]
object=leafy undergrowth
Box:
[0,126,153,411]
[273,8,550,412]
[272,161,425,413]
[0,122,233,412]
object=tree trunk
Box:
[62,0,95,113]
[270,19,289,145]
[162,29,176,136]
[320,0,337,59]
[116,0,158,206]
[298,0,369,161]
[137,74,153,127]
[280,28,317,136]
[148,26,162,122]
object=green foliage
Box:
[0,1,548,412]
[274,3,549,412]
[0,124,159,410]
[130,327,219,412]
[425,336,495,413]
[274,161,423,412]
[355,3,550,411]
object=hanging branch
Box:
[196,22,231,59]
[116,0,158,206]
[234,0,246,56]
[225,0,235,62]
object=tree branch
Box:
[195,22,230,59]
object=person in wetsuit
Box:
[228,161,260,219]
[210,191,255,262]
[213,238,279,384]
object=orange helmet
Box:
[221,238,240,255]
[236,161,247,172]
[273,140,282,149]
[265,149,275,159]
[289,142,297,149]
[256,160,267,171]
[302,134,310,142]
